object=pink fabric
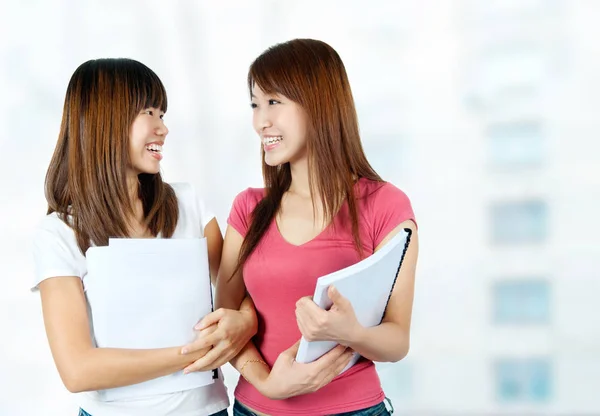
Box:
[227,178,415,415]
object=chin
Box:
[264,154,288,167]
[134,165,160,175]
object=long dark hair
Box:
[45,58,178,254]
[236,39,382,274]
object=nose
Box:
[253,107,272,133]
[156,120,169,137]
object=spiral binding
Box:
[380,228,413,321]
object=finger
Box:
[296,301,327,334]
[195,308,226,330]
[315,352,351,391]
[328,286,349,308]
[320,348,351,378]
[317,368,339,391]
[296,315,310,339]
[198,323,219,337]
[200,352,234,372]
[181,330,220,355]
[183,344,224,373]
[315,350,352,389]
[295,296,313,309]
[314,344,346,369]
[299,297,327,315]
[333,350,354,374]
[295,307,312,334]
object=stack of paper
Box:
[296,229,412,372]
[85,237,215,401]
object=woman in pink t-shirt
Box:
[215,39,418,415]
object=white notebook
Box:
[84,237,215,401]
[296,228,412,370]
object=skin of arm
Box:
[37,218,225,393]
[214,225,353,400]
[39,276,213,393]
[295,221,419,363]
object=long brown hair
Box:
[45,58,178,254]
[237,39,382,272]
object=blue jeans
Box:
[79,408,228,416]
[233,399,392,416]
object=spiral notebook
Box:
[296,228,412,370]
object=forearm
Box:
[215,273,246,310]
[227,296,262,379]
[230,341,270,388]
[64,346,203,393]
[347,322,409,363]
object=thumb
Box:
[328,285,348,307]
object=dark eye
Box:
[250,102,258,109]
[268,99,280,105]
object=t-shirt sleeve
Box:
[227,189,254,237]
[174,182,216,237]
[192,187,216,235]
[31,218,85,291]
[371,183,417,248]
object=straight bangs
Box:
[128,61,168,113]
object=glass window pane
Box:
[491,201,548,243]
[494,280,550,324]
[496,359,552,403]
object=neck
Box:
[126,171,144,223]
[288,158,313,199]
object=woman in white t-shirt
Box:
[32,58,257,416]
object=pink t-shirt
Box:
[227,178,415,415]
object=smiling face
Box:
[128,107,168,175]
[251,83,309,167]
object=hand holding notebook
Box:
[296,284,362,346]
[295,228,412,371]
[85,237,215,401]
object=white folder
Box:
[84,237,215,401]
[296,229,412,372]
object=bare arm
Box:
[39,276,210,393]
[213,225,352,399]
[204,218,223,286]
[214,224,247,310]
[178,224,258,372]
[214,226,270,376]
[296,220,419,363]
[346,220,418,362]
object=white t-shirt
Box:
[31,182,229,416]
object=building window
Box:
[490,200,548,244]
[495,359,552,402]
[487,120,544,166]
[493,280,550,324]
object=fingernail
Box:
[181,348,188,355]
[183,369,189,374]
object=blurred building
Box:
[2,1,599,415]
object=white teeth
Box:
[146,144,163,152]
[262,136,283,145]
